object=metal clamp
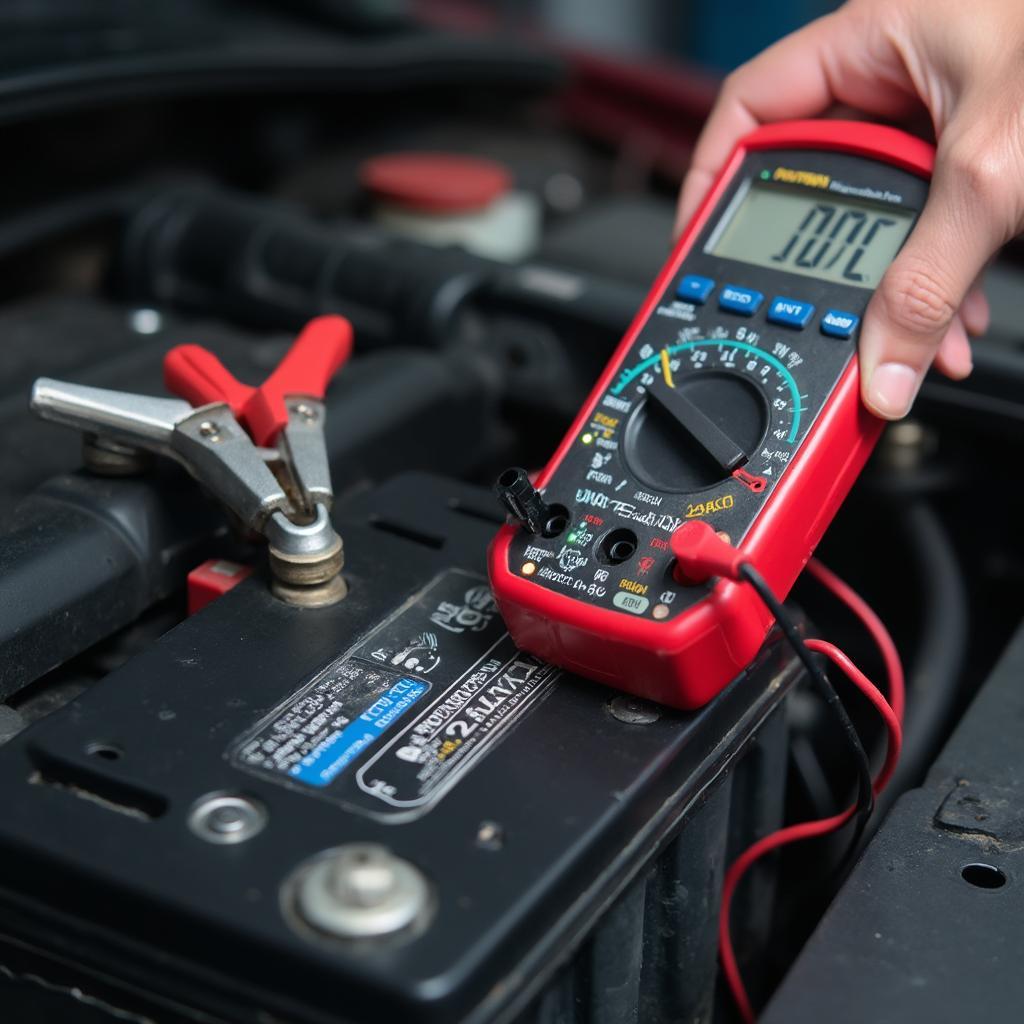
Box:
[30,316,354,607]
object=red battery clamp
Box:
[489,121,934,709]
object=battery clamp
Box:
[489,120,935,709]
[31,316,354,608]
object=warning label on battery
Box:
[356,638,556,811]
[234,661,430,787]
[230,570,559,818]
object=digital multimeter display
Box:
[707,180,915,288]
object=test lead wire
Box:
[670,522,903,1022]
[738,562,875,839]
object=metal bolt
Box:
[879,418,936,471]
[198,420,222,442]
[129,308,163,335]
[328,853,396,907]
[290,843,430,940]
[82,434,151,476]
[294,403,318,423]
[543,171,585,213]
[188,793,267,845]
[267,508,347,607]
[476,821,504,851]
[208,805,246,833]
[609,695,661,725]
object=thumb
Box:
[860,140,1007,419]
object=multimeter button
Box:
[613,591,650,615]
[821,309,861,339]
[719,285,764,316]
[767,296,815,329]
[676,274,715,304]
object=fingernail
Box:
[867,363,921,419]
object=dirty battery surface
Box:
[0,474,799,1024]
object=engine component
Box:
[116,186,496,346]
[361,151,541,262]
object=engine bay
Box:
[2,5,1024,1022]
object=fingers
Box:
[676,17,839,235]
[930,278,987,379]
[960,281,990,337]
[860,132,1010,419]
[675,168,719,240]
[932,315,973,380]
[674,0,1020,421]
[675,7,921,236]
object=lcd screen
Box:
[708,182,916,289]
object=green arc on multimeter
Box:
[611,339,802,443]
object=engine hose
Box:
[0,186,146,262]
[868,500,969,828]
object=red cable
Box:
[669,530,905,1019]
[718,570,905,1023]
[806,558,905,725]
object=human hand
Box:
[676,0,1024,419]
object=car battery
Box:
[0,473,801,1024]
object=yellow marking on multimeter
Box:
[771,166,831,189]
[660,348,675,388]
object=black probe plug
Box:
[494,468,568,537]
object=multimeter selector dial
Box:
[623,371,768,492]
[610,325,802,497]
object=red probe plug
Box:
[670,520,746,584]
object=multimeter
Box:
[488,120,934,709]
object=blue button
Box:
[719,285,764,316]
[676,274,715,304]
[768,296,815,329]
[821,309,860,339]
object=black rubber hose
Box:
[0,186,145,262]
[870,500,969,824]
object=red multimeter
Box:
[488,120,934,709]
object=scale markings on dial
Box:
[612,339,802,443]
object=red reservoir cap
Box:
[360,152,512,214]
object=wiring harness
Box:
[672,522,905,1023]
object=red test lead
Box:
[670,520,746,583]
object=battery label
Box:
[230,570,559,818]
[234,660,430,786]
[355,639,556,810]
[288,676,428,787]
